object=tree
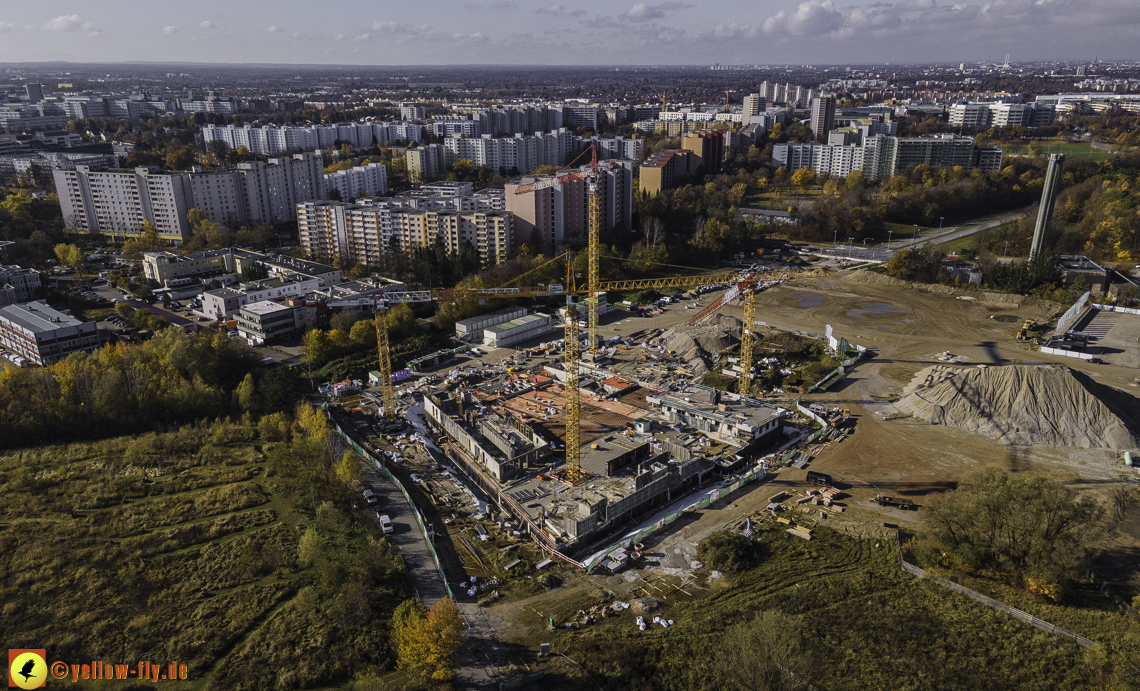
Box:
[53,243,85,273]
[349,319,378,350]
[790,168,815,187]
[386,303,417,341]
[917,468,1105,592]
[697,531,764,574]
[164,147,195,171]
[711,611,813,691]
[302,328,335,367]
[336,450,365,488]
[236,373,256,413]
[395,597,465,682]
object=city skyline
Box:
[0,0,1136,66]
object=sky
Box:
[0,0,1137,66]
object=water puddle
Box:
[787,294,823,308]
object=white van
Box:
[379,515,394,534]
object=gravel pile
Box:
[894,364,1140,449]
[656,314,741,375]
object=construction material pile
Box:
[655,314,741,375]
[894,365,1140,449]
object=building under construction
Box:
[424,380,786,554]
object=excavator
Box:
[1016,319,1037,342]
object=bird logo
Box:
[7,650,46,689]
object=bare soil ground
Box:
[487,270,1140,645]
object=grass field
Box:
[0,422,411,691]
[997,141,1113,161]
[506,524,1135,691]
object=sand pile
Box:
[656,314,741,374]
[894,365,1140,449]
[847,269,1061,312]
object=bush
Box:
[697,531,764,574]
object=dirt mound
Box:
[846,269,1061,313]
[656,314,741,375]
[894,365,1140,449]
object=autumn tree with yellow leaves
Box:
[393,597,465,682]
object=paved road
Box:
[357,424,500,690]
[808,209,1027,263]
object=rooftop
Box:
[241,300,292,316]
[0,301,85,332]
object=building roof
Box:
[241,300,292,316]
[0,301,85,332]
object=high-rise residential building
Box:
[743,94,767,118]
[773,134,1001,181]
[55,152,326,241]
[810,94,837,139]
[561,105,599,131]
[24,84,45,103]
[325,162,388,200]
[638,150,697,197]
[505,162,632,254]
[406,144,448,183]
[681,131,725,175]
[400,103,426,120]
[759,81,773,101]
[794,86,806,108]
[297,200,514,268]
[202,121,423,156]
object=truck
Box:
[875,494,917,510]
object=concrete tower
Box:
[1029,153,1065,261]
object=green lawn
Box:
[997,141,1113,161]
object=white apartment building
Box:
[775,134,999,181]
[55,152,326,240]
[406,144,448,183]
[400,103,426,121]
[202,121,423,156]
[429,120,481,138]
[743,94,767,117]
[325,162,388,200]
[948,101,1056,128]
[0,265,43,307]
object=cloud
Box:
[621,2,691,21]
[264,25,282,33]
[354,33,371,42]
[372,21,399,31]
[490,0,517,6]
[761,1,844,35]
[0,21,15,32]
[538,4,585,16]
[162,25,178,35]
[198,20,217,29]
[713,22,760,39]
[463,1,483,9]
[291,31,304,39]
[45,15,83,31]
[334,33,345,40]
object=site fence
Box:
[1091,303,1140,316]
[807,344,866,393]
[583,465,768,573]
[893,533,1095,649]
[1039,346,1097,361]
[326,411,454,600]
[1053,290,1091,336]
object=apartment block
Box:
[681,131,725,175]
[56,152,326,241]
[202,121,423,156]
[297,200,515,268]
[325,162,388,200]
[406,144,448,183]
[775,134,1001,182]
[638,149,697,197]
[810,94,837,138]
[948,101,1056,128]
[0,265,42,307]
[505,161,632,253]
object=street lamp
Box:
[939,216,945,231]
[913,224,918,241]
[1003,240,1008,259]
[833,229,838,247]
[887,230,893,249]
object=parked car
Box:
[362,489,378,506]
[378,515,394,534]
